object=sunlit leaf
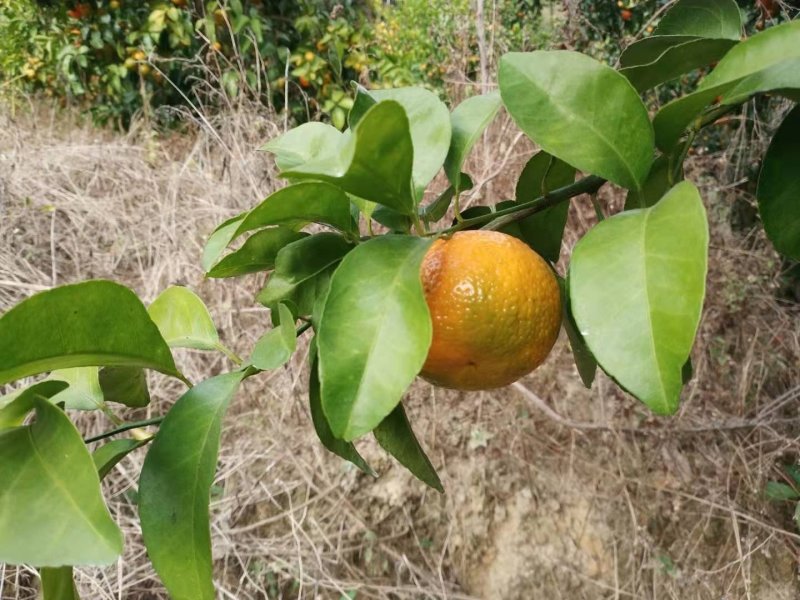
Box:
[443,92,501,189]
[148,286,219,351]
[308,352,373,474]
[0,281,180,386]
[653,0,741,38]
[40,567,80,600]
[0,380,68,429]
[0,399,123,566]
[282,102,416,215]
[139,370,246,600]
[318,236,432,440]
[249,304,296,371]
[654,21,800,151]
[569,181,708,414]
[500,51,653,190]
[201,214,246,273]
[261,122,342,171]
[372,87,452,192]
[49,367,104,411]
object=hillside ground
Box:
[1,100,799,599]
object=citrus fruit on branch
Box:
[420,230,561,390]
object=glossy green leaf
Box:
[374,403,443,492]
[40,567,80,600]
[48,367,104,411]
[443,91,501,187]
[653,0,741,38]
[372,87,452,191]
[98,366,150,408]
[201,214,246,273]
[282,102,415,215]
[148,286,219,351]
[0,380,68,429]
[624,154,678,210]
[0,399,123,566]
[421,173,474,223]
[721,58,800,105]
[93,437,150,480]
[569,181,708,414]
[558,276,596,388]
[235,182,356,236]
[318,236,432,441]
[765,481,800,501]
[348,83,377,128]
[261,122,342,171]
[250,304,296,370]
[620,37,737,92]
[308,352,373,474]
[139,370,246,600]
[0,281,180,386]
[258,233,354,309]
[206,227,307,278]
[513,152,576,262]
[757,105,800,260]
[499,51,653,190]
[654,21,800,151]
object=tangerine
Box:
[420,230,561,390]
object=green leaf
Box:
[421,173,473,223]
[235,182,356,237]
[93,437,149,480]
[624,154,678,210]
[443,91,501,188]
[257,233,354,309]
[0,399,123,566]
[757,105,800,261]
[499,51,653,190]
[620,37,738,92]
[0,380,68,429]
[282,102,415,215]
[559,276,596,388]
[201,214,246,273]
[206,227,307,278]
[569,181,708,414]
[654,21,800,151]
[139,370,246,600]
[318,236,432,441]
[653,0,741,38]
[49,367,104,411]
[98,366,150,408]
[348,83,377,129]
[372,87,452,191]
[0,281,180,386]
[308,352,373,474]
[765,481,800,501]
[513,152,576,263]
[40,567,80,600]
[148,286,219,351]
[250,304,296,370]
[262,122,342,171]
[720,58,800,105]
[373,403,443,493]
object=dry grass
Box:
[1,91,799,600]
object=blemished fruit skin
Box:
[420,230,562,390]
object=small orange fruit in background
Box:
[621,9,633,21]
[420,230,561,390]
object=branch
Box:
[432,174,607,236]
[84,416,164,445]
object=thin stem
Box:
[296,321,312,337]
[214,342,244,367]
[591,194,605,222]
[84,416,165,445]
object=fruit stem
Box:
[432,175,606,236]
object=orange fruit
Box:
[621,9,633,21]
[420,230,561,390]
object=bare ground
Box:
[1,101,799,599]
